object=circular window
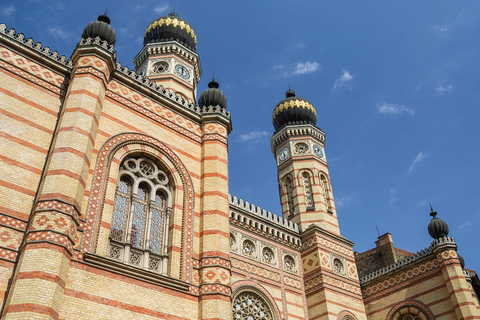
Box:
[333,258,344,274]
[283,255,295,272]
[152,61,169,74]
[262,247,274,264]
[230,233,236,248]
[242,240,255,257]
[294,142,309,155]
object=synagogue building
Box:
[0,11,479,320]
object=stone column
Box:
[1,40,115,320]
[198,107,232,320]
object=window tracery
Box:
[283,255,295,272]
[284,176,295,216]
[232,291,274,320]
[261,247,274,264]
[108,156,171,274]
[243,239,256,257]
[320,174,332,212]
[302,172,314,209]
[399,315,421,320]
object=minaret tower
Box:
[271,89,367,320]
[133,11,202,104]
[271,88,338,234]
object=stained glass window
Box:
[232,291,274,320]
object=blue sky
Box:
[3,1,479,272]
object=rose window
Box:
[243,240,255,257]
[294,142,309,155]
[262,247,274,264]
[283,255,295,272]
[333,258,344,274]
[232,291,274,320]
[152,61,169,74]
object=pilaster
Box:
[1,39,115,320]
[433,238,480,319]
[198,108,232,320]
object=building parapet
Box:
[360,236,457,285]
[229,195,299,233]
[0,23,73,69]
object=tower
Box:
[271,89,367,320]
[133,12,202,104]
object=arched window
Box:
[284,176,295,216]
[232,290,276,320]
[302,171,314,210]
[108,156,171,274]
[320,174,332,212]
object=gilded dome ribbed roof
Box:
[144,12,197,51]
[272,89,317,132]
[81,12,117,46]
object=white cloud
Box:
[47,26,71,41]
[388,188,397,205]
[292,61,320,75]
[408,152,427,172]
[2,5,16,17]
[333,70,353,89]
[378,103,414,116]
[154,3,169,14]
[239,131,268,142]
[436,83,453,94]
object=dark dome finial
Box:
[144,11,197,51]
[272,88,317,131]
[208,74,219,89]
[198,75,227,109]
[427,205,449,239]
[81,11,116,45]
[285,86,296,98]
[429,203,437,218]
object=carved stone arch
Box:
[337,310,358,320]
[81,133,195,283]
[386,299,435,320]
[231,280,282,320]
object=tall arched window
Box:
[108,156,172,274]
[302,171,314,210]
[284,176,295,216]
[320,174,332,212]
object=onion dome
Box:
[427,205,449,239]
[81,11,117,46]
[144,12,197,51]
[457,253,465,269]
[198,76,227,109]
[272,88,317,132]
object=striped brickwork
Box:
[301,227,367,320]
[198,119,232,319]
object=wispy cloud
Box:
[47,26,71,41]
[388,188,397,205]
[239,131,268,142]
[277,61,320,77]
[378,103,414,116]
[409,152,427,172]
[436,83,453,94]
[154,3,169,14]
[1,5,16,18]
[333,70,353,90]
[335,195,352,208]
[434,25,448,34]
[458,221,472,229]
